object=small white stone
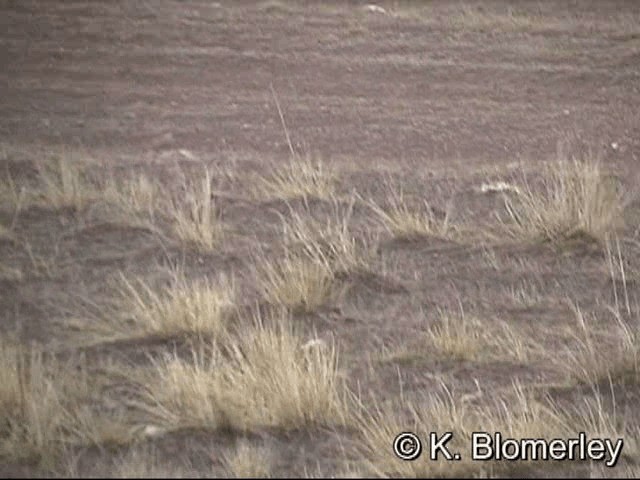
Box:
[178,148,197,160]
[301,338,327,351]
[611,142,619,150]
[479,181,521,195]
[143,425,164,438]
[365,4,387,14]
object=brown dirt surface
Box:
[1,0,640,477]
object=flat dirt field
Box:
[2,1,640,477]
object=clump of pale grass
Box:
[117,271,236,339]
[0,345,66,467]
[356,382,571,478]
[507,280,545,308]
[254,197,371,312]
[355,387,474,478]
[0,340,24,429]
[425,310,535,363]
[368,185,451,239]
[571,393,634,450]
[281,197,371,275]
[103,173,161,225]
[223,442,273,478]
[558,238,639,386]
[500,158,626,244]
[34,156,94,211]
[0,222,13,242]
[452,6,552,33]
[560,303,639,386]
[256,155,335,200]
[133,313,345,433]
[0,168,25,213]
[0,343,122,469]
[0,262,23,282]
[168,167,223,251]
[255,250,337,313]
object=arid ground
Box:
[1,1,640,477]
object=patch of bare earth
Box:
[2,0,640,477]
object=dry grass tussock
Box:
[0,341,64,467]
[223,442,273,478]
[253,197,371,312]
[556,238,639,386]
[499,158,627,244]
[0,262,23,282]
[0,168,25,214]
[168,167,224,252]
[113,269,236,340]
[281,197,372,275]
[256,154,335,200]
[33,156,95,211]
[0,341,131,469]
[451,6,557,33]
[255,249,337,313]
[355,382,571,478]
[130,312,345,433]
[560,303,639,387]
[426,310,536,363]
[367,182,452,239]
[102,173,162,226]
[0,221,14,242]
[383,308,537,365]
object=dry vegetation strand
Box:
[281,197,371,275]
[368,184,452,240]
[500,158,626,244]
[168,167,224,252]
[255,250,337,313]
[34,156,95,211]
[0,342,127,469]
[356,383,573,478]
[102,173,162,227]
[256,154,335,200]
[132,313,346,433]
[117,271,236,340]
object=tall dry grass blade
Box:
[169,167,223,251]
[131,312,346,433]
[500,158,625,244]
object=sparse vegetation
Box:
[257,155,335,200]
[102,173,161,226]
[132,313,345,433]
[368,184,451,239]
[500,158,626,244]
[116,270,236,340]
[4,1,640,476]
[281,198,371,275]
[255,250,337,313]
[0,222,13,242]
[560,303,639,386]
[0,342,125,469]
[168,167,224,251]
[356,383,571,477]
[0,262,23,282]
[34,156,94,211]
[385,309,537,365]
[223,442,273,478]
[427,312,534,363]
[0,168,24,213]
[451,6,555,33]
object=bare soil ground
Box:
[1,1,640,477]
